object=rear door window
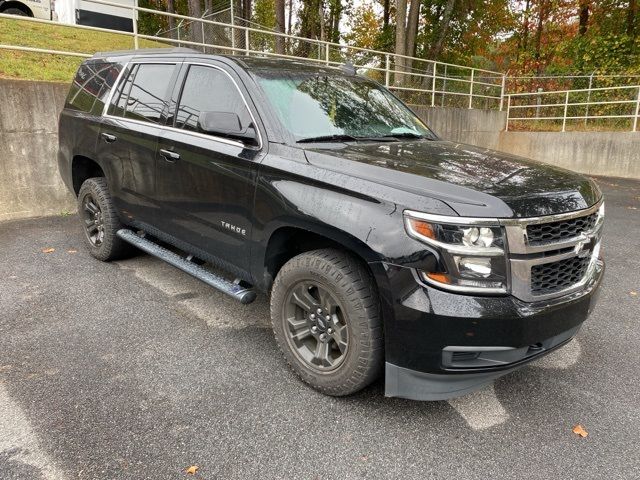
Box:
[175,65,252,134]
[66,61,123,114]
[108,63,176,124]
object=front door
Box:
[154,62,263,278]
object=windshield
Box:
[253,71,435,142]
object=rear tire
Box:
[77,177,135,261]
[270,249,383,396]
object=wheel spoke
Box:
[85,221,98,233]
[316,287,337,314]
[84,201,99,215]
[291,327,312,342]
[330,324,348,354]
[291,285,319,312]
[286,316,308,332]
[314,340,331,367]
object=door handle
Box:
[159,149,180,161]
[101,132,117,143]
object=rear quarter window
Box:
[65,61,123,115]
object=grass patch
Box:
[0,17,168,82]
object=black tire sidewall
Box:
[4,8,28,15]
[270,250,382,396]
[77,178,126,261]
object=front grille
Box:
[526,212,598,245]
[531,256,591,295]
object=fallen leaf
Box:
[186,465,199,475]
[42,248,55,254]
[630,291,638,296]
[572,424,588,438]
[67,249,78,254]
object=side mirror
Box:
[198,111,258,145]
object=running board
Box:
[116,229,256,304]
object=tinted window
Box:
[108,64,175,123]
[66,61,123,114]
[175,65,252,133]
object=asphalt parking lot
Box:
[1,176,639,480]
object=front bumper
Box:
[373,259,603,401]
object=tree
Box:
[187,0,202,44]
[394,0,407,84]
[579,1,590,36]
[275,0,286,54]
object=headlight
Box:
[404,211,509,294]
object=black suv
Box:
[58,49,604,400]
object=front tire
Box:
[270,249,383,396]
[77,177,134,261]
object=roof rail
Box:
[92,47,199,58]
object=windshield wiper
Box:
[382,132,428,140]
[296,134,397,143]
[297,134,360,143]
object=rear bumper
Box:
[372,259,603,401]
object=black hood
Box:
[304,140,601,218]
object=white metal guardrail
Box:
[506,84,640,132]
[1,1,640,132]
[0,0,504,111]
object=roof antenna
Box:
[340,61,357,75]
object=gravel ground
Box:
[0,176,639,480]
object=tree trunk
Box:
[167,0,176,39]
[578,1,589,36]
[287,0,293,35]
[405,0,420,59]
[522,0,531,52]
[275,0,286,54]
[383,0,390,28]
[628,0,637,38]
[394,0,407,85]
[534,1,548,73]
[429,0,455,60]
[187,0,203,45]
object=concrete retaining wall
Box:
[412,106,507,149]
[494,131,640,179]
[0,79,75,221]
[0,79,638,221]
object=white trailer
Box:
[0,0,135,33]
[56,0,135,32]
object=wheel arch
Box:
[260,223,384,293]
[0,1,34,15]
[72,155,105,195]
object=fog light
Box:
[456,257,492,278]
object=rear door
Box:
[154,61,264,277]
[97,61,179,226]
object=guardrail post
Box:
[245,29,249,54]
[562,91,569,132]
[633,86,640,132]
[499,74,506,111]
[385,54,390,87]
[468,68,474,109]
[325,43,330,65]
[132,0,139,49]
[431,63,437,107]
[230,0,235,52]
[201,20,206,53]
[505,95,510,131]
[442,64,447,107]
[584,72,594,126]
